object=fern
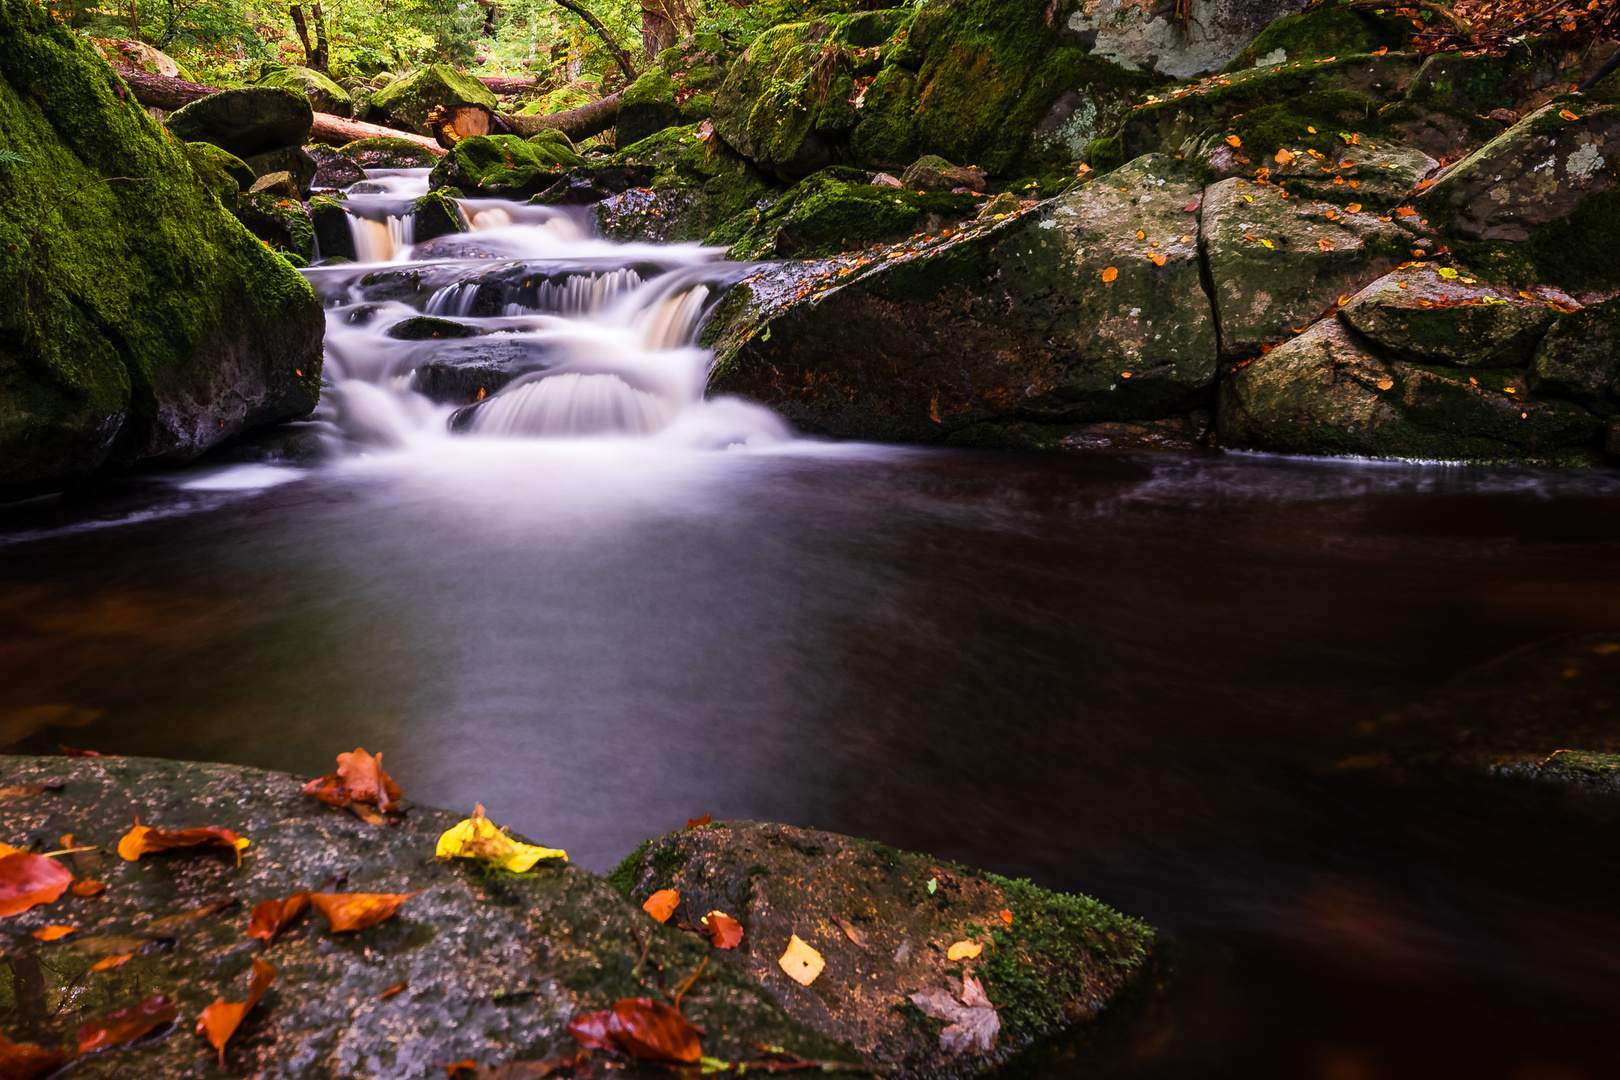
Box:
[0,148,30,164]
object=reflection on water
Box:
[3,447,1620,1078]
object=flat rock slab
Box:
[0,756,850,1079]
[611,821,1154,1078]
[1340,263,1559,366]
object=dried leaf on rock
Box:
[32,925,77,941]
[0,1032,74,1080]
[72,878,106,897]
[946,940,983,961]
[0,781,62,801]
[77,994,178,1053]
[778,934,824,986]
[642,888,680,923]
[436,804,567,872]
[197,958,276,1065]
[567,998,703,1063]
[0,846,73,917]
[685,815,712,829]
[447,1051,590,1078]
[702,910,743,949]
[303,747,405,823]
[148,897,237,937]
[116,819,249,863]
[1100,266,1119,283]
[59,746,103,757]
[89,952,135,972]
[910,975,1000,1054]
[829,913,868,948]
[249,892,311,944]
[308,890,419,932]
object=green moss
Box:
[234,191,316,259]
[617,68,683,148]
[1227,89,1392,160]
[180,140,253,205]
[1444,187,1620,293]
[1224,8,1412,72]
[258,64,352,116]
[371,63,498,134]
[725,170,979,258]
[606,123,778,243]
[412,187,466,243]
[429,133,584,195]
[338,136,438,169]
[604,839,652,898]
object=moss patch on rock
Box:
[370,63,498,134]
[339,135,439,169]
[617,68,684,150]
[429,133,585,196]
[597,124,777,244]
[258,64,353,117]
[725,169,979,258]
[1223,7,1412,72]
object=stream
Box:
[3,171,1620,1078]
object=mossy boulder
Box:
[427,133,584,196]
[166,85,314,159]
[370,63,499,135]
[1200,176,1411,357]
[1069,0,1307,79]
[1267,142,1436,211]
[0,755,859,1078]
[706,155,1219,442]
[1340,263,1559,367]
[338,135,439,169]
[1531,297,1620,416]
[307,143,366,189]
[233,191,316,261]
[242,144,317,196]
[1383,52,1527,157]
[413,186,470,243]
[1416,101,1620,293]
[900,154,986,192]
[1217,313,1602,462]
[611,821,1153,1074]
[307,194,357,261]
[1222,7,1411,73]
[180,139,254,204]
[724,170,980,258]
[596,124,776,244]
[617,68,684,150]
[0,0,322,498]
[258,64,353,117]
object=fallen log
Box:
[425,92,623,149]
[111,65,446,156]
[477,76,542,95]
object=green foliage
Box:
[604,840,651,898]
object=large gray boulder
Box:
[1531,297,1620,416]
[706,156,1218,443]
[1340,263,1559,367]
[1067,0,1308,79]
[166,85,314,159]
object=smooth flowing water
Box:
[3,176,1620,1079]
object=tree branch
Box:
[553,0,639,82]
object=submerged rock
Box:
[0,755,852,1078]
[610,820,1154,1076]
[166,85,314,160]
[0,0,322,498]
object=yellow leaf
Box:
[1559,109,1579,121]
[435,804,566,872]
[1136,230,1145,240]
[1225,135,1242,147]
[1307,126,1317,133]
[1100,266,1119,282]
[1243,194,1253,203]
[947,940,983,961]
[1260,239,1274,248]
[779,934,825,986]
[1338,294,1352,306]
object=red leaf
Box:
[302,746,404,822]
[196,959,275,1065]
[249,892,311,944]
[702,910,744,949]
[567,1009,617,1052]
[0,847,73,917]
[59,745,103,757]
[307,890,419,933]
[569,1000,703,1064]
[77,994,178,1053]
[0,1032,73,1080]
[684,815,711,830]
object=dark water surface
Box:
[4,445,1620,1079]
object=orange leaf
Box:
[1395,206,1417,216]
[1376,378,1395,391]
[999,909,1014,924]
[1338,294,1352,306]
[1274,148,1295,165]
[196,959,275,1066]
[72,879,106,897]
[89,952,135,973]
[1559,108,1579,121]
[77,994,177,1053]
[249,892,311,945]
[307,890,418,933]
[642,888,680,923]
[380,981,408,999]
[0,847,73,917]
[32,925,77,941]
[568,999,704,1064]
[702,910,744,949]
[0,1032,73,1080]
[1346,202,1362,213]
[684,815,711,830]
[1135,229,1145,240]
[302,746,404,822]
[1225,135,1242,147]
[117,819,249,864]
[1100,266,1119,283]
[1150,253,1167,266]
[1316,238,1333,251]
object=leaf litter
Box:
[910,974,1000,1054]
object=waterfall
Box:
[302,167,790,451]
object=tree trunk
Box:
[502,90,623,143]
[552,0,638,83]
[478,76,541,94]
[640,4,675,63]
[311,2,331,73]
[110,66,447,155]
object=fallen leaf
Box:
[89,952,135,973]
[1307,125,1317,133]
[778,934,824,986]
[999,909,1014,924]
[1559,108,1579,121]
[59,746,103,757]
[1376,378,1395,391]
[116,819,249,864]
[308,890,419,933]
[380,981,408,999]
[249,892,311,944]
[72,879,106,897]
[197,958,275,1065]
[1346,202,1363,213]
[1135,229,1146,240]
[32,925,77,941]
[302,746,404,823]
[1150,253,1167,266]
[1225,135,1241,147]
[0,1032,73,1080]
[77,994,177,1053]
[910,975,1000,1054]
[0,782,62,802]
[1275,148,1296,165]
[701,910,743,950]
[947,940,983,961]
[0,846,73,917]
[1100,266,1118,282]
[642,889,680,923]
[830,913,868,947]
[436,805,566,872]
[684,815,711,829]
[1260,239,1275,248]
[1437,267,1459,279]
[1316,238,1333,251]
[1395,206,1417,216]
[1338,294,1352,306]
[148,897,236,937]
[568,998,704,1063]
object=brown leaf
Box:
[77,994,177,1053]
[0,781,62,802]
[568,999,704,1064]
[910,975,1000,1054]
[0,1032,73,1080]
[380,981,408,1000]
[196,958,275,1066]
[0,845,73,917]
[702,910,744,949]
[116,819,248,864]
[684,815,711,829]
[249,892,311,945]
[148,897,237,937]
[447,1052,589,1079]
[59,746,103,757]
[308,890,419,933]
[302,746,404,823]
[1559,108,1579,121]
[642,888,680,923]
[829,913,868,948]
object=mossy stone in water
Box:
[371,63,498,135]
[234,190,317,260]
[307,194,357,261]
[429,133,584,196]
[725,169,979,258]
[596,123,776,244]
[167,84,314,159]
[259,63,353,116]
[613,821,1154,1074]
[413,186,469,243]
[617,68,683,150]
[338,135,438,169]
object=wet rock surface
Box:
[612,821,1154,1078]
[0,756,858,1079]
